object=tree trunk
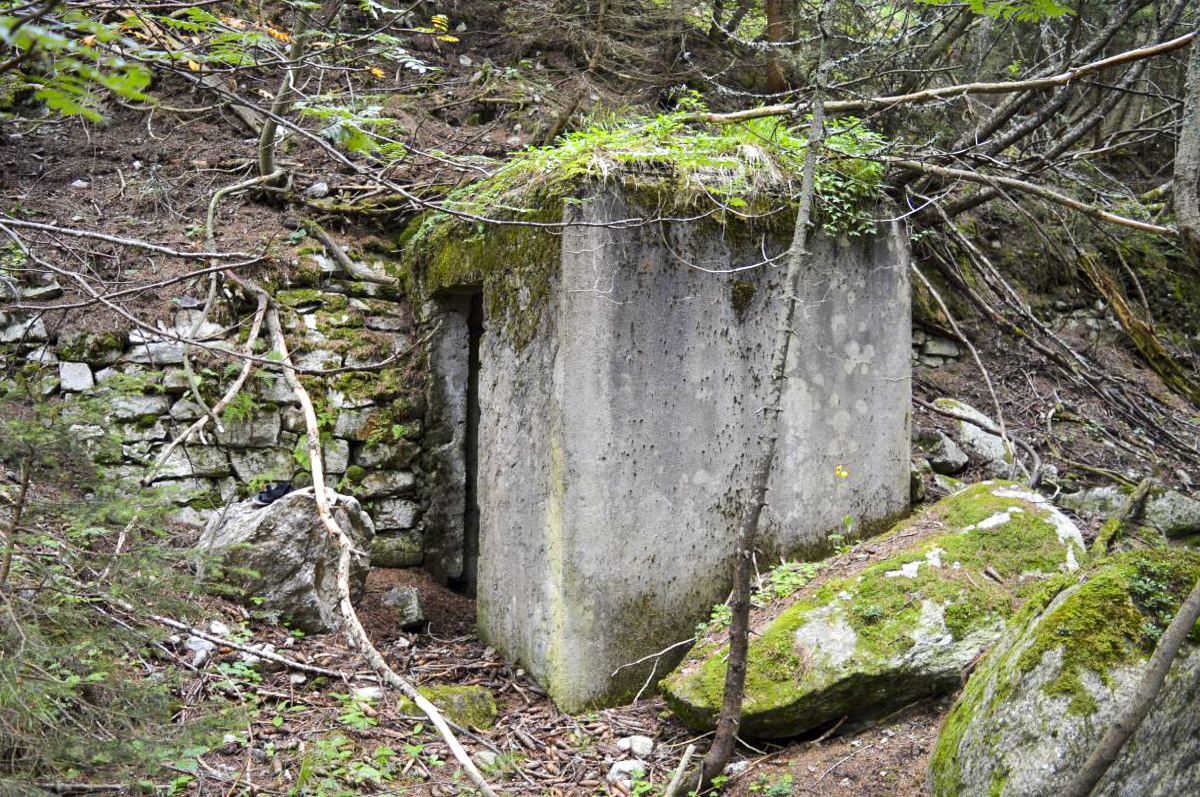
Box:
[1177,33,1200,265]
[764,0,787,93]
[697,3,831,789]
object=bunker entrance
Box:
[456,291,484,596]
[425,289,485,595]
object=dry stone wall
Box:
[0,254,428,568]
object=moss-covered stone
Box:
[395,685,497,729]
[371,532,422,568]
[928,549,1200,797]
[662,481,1087,738]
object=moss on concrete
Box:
[401,208,560,350]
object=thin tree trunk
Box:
[697,3,832,790]
[0,459,29,588]
[1060,573,1200,797]
[259,11,307,180]
[1177,33,1200,265]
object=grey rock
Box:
[185,636,216,668]
[928,432,969,475]
[58,361,94,392]
[303,181,329,199]
[1057,485,1126,515]
[353,441,403,469]
[161,369,193,393]
[216,407,281,448]
[185,639,217,667]
[933,398,1009,465]
[358,470,416,498]
[229,448,294,483]
[473,750,498,768]
[280,406,306,433]
[353,686,384,701]
[374,498,419,531]
[109,393,171,421]
[381,585,424,628]
[371,532,423,568]
[616,735,654,758]
[198,488,374,633]
[23,281,62,301]
[334,408,380,440]
[911,328,928,346]
[918,355,945,368]
[928,549,1200,797]
[257,374,298,404]
[25,345,57,364]
[117,419,167,443]
[607,760,646,784]
[169,398,205,421]
[922,336,961,358]
[1057,485,1200,539]
[2,317,48,343]
[240,643,281,672]
[127,341,186,365]
[326,388,375,411]
[150,445,231,479]
[324,438,350,475]
[910,469,926,503]
[294,350,341,371]
[1143,488,1200,539]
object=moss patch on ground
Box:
[395,685,497,729]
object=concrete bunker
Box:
[415,187,912,711]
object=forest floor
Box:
[189,564,946,797]
[6,7,1200,795]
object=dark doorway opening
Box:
[450,291,484,596]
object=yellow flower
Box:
[834,463,849,479]
[369,66,386,80]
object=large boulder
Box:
[198,488,374,633]
[928,549,1200,797]
[662,481,1086,738]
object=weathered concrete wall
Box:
[470,188,911,710]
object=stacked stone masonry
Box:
[0,254,425,568]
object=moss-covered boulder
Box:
[928,549,1200,797]
[396,685,498,729]
[662,481,1086,738]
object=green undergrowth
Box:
[429,95,886,235]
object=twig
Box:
[0,217,251,259]
[662,744,696,797]
[267,308,499,797]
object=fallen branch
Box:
[0,217,252,259]
[300,219,399,286]
[890,160,1176,236]
[266,308,498,797]
[911,262,1025,483]
[690,32,1196,123]
[662,744,696,797]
